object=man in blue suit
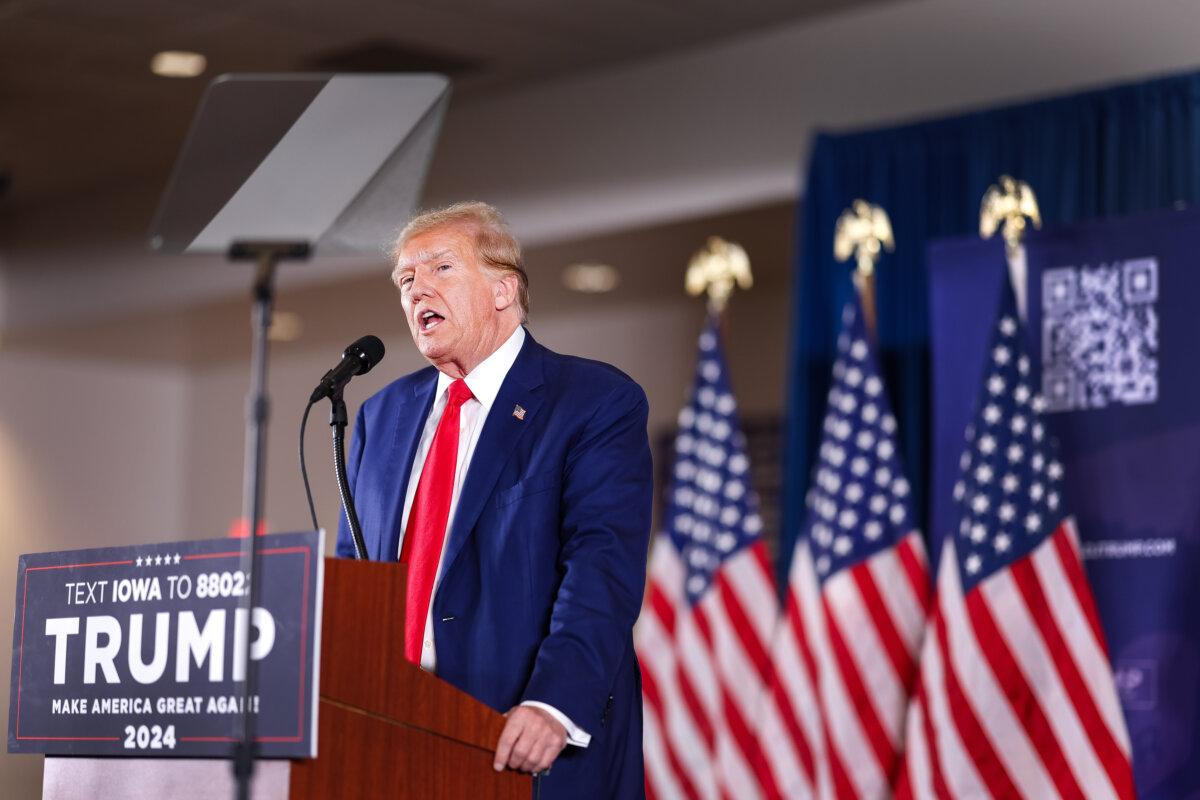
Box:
[337,201,651,798]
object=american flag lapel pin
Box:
[512,404,526,421]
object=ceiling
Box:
[0,0,884,215]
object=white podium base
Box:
[43,757,291,800]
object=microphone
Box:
[309,335,385,403]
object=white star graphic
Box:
[889,505,906,524]
[998,503,1016,522]
[994,533,1012,552]
[154,554,162,566]
[970,523,987,543]
[974,464,994,483]
[1007,444,1024,463]
[971,494,990,514]
[1047,493,1060,511]
[1002,474,1019,493]
[864,377,882,397]
[1017,356,1030,375]
[850,340,868,361]
[135,556,143,567]
[978,435,997,455]
[1030,483,1045,501]
[965,554,983,574]
[892,478,910,497]
[987,375,1006,395]
[1014,385,1031,404]
[1025,512,1041,532]
[953,482,965,500]
[864,521,883,540]
[862,403,880,424]
[984,405,1002,424]
[999,317,1017,336]
[876,439,893,459]
[1011,416,1028,434]
[993,345,1012,365]
[1047,461,1064,480]
[875,467,892,487]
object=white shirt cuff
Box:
[520,701,591,748]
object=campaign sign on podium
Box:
[7,530,323,758]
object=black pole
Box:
[232,253,274,800]
[226,240,309,800]
[330,391,369,560]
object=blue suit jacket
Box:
[337,331,651,799]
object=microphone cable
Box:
[298,399,320,532]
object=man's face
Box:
[394,224,510,374]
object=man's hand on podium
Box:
[493,705,568,775]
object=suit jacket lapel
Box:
[370,369,437,562]
[439,334,546,579]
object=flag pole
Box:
[834,199,894,341]
[979,175,1042,320]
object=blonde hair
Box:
[391,201,529,320]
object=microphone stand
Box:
[329,389,368,560]
[228,240,309,800]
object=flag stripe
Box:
[1012,542,1134,798]
[983,569,1115,799]
[1032,529,1132,756]
[764,630,816,788]
[934,592,1026,799]
[642,658,701,800]
[796,546,880,797]
[821,594,896,787]
[1051,521,1109,664]
[918,596,987,798]
[964,588,1085,800]
[866,540,927,645]
[850,558,918,690]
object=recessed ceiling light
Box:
[562,262,620,293]
[150,51,207,78]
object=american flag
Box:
[758,299,930,798]
[636,315,783,799]
[898,282,1135,799]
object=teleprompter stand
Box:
[227,240,310,800]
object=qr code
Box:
[1041,258,1159,413]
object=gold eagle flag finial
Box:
[834,199,895,278]
[685,236,752,314]
[980,175,1042,258]
[834,200,894,338]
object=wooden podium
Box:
[42,558,529,799]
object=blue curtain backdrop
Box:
[782,70,1200,585]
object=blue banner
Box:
[929,208,1200,798]
[7,531,323,759]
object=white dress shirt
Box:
[397,325,590,747]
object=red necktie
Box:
[400,378,474,663]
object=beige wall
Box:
[0,353,188,796]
